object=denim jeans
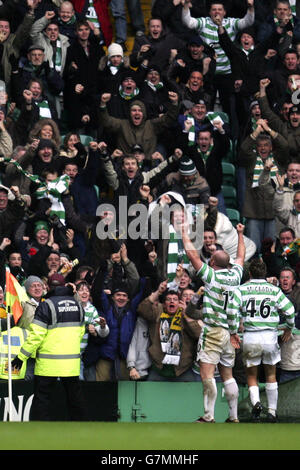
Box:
[245,218,275,255]
[110,0,145,43]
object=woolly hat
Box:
[120,68,137,83]
[112,283,129,297]
[34,220,50,234]
[24,275,43,292]
[249,100,259,110]
[108,42,124,58]
[179,157,197,176]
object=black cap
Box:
[193,99,208,106]
[131,144,144,153]
[289,104,300,115]
[188,36,204,46]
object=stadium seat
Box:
[80,135,94,146]
[221,185,238,209]
[94,185,100,200]
[60,134,94,147]
[226,208,240,226]
[222,162,236,186]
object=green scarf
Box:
[107,60,122,75]
[3,158,43,185]
[51,39,62,72]
[146,80,163,92]
[119,86,139,100]
[167,226,190,282]
[206,111,224,128]
[35,174,70,224]
[251,117,258,131]
[58,15,76,26]
[197,144,213,163]
[186,114,196,146]
[252,153,278,188]
[241,45,254,56]
[159,309,182,366]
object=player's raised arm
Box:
[235,223,245,267]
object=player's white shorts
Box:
[197,324,235,368]
[242,330,281,367]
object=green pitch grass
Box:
[0,422,300,450]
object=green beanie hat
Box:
[34,220,50,234]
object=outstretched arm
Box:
[235,223,245,267]
[181,226,203,272]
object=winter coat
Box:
[137,297,201,377]
[30,15,70,75]
[259,95,300,160]
[88,279,146,362]
[238,133,289,219]
[126,316,151,377]
[98,99,179,160]
[130,28,185,71]
[0,12,35,92]
[181,130,230,196]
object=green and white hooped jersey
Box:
[229,279,295,333]
[196,17,240,75]
[197,262,243,330]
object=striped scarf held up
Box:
[35,174,70,224]
[252,154,278,188]
[167,226,190,282]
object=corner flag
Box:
[5,271,29,324]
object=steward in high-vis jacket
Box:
[12,276,86,421]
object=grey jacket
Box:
[126,316,151,377]
[30,16,70,75]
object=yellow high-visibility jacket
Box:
[18,287,85,377]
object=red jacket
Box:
[71,0,113,46]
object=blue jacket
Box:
[83,279,146,365]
